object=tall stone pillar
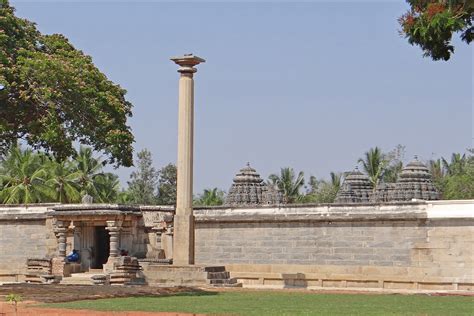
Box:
[170,54,205,266]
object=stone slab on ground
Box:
[141,265,223,286]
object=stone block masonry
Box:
[196,221,428,266]
[0,201,472,293]
[0,218,56,281]
[194,200,474,292]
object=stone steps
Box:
[204,266,226,273]
[60,273,107,286]
[209,278,239,285]
[60,279,94,285]
[207,271,230,279]
[206,269,242,288]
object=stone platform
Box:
[140,264,241,287]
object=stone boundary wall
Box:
[0,204,174,282]
[0,200,472,293]
[194,200,474,292]
[0,218,57,282]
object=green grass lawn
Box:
[47,291,474,316]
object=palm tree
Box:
[195,188,225,206]
[74,146,104,200]
[268,167,305,203]
[428,158,446,196]
[0,146,51,204]
[358,147,387,189]
[329,172,342,192]
[442,153,467,176]
[429,159,445,181]
[95,173,121,203]
[44,159,81,203]
[117,189,133,204]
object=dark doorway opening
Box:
[92,226,110,269]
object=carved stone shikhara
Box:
[389,157,439,201]
[224,163,283,206]
[336,157,439,203]
[335,168,373,203]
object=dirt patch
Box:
[0,301,205,316]
[0,284,208,315]
[0,284,204,303]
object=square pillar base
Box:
[51,258,68,277]
[103,257,120,273]
[173,214,195,266]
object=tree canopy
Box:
[156,163,177,205]
[0,145,120,204]
[0,1,134,166]
[268,167,305,203]
[399,0,473,61]
[194,188,225,206]
[127,149,159,204]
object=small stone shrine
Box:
[335,168,373,203]
[338,157,440,203]
[390,157,439,201]
[224,163,283,206]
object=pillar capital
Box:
[170,54,205,74]
[53,220,70,235]
[106,220,123,231]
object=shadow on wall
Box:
[282,273,308,288]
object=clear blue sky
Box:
[11,1,473,193]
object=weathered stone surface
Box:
[335,168,373,203]
[224,163,283,206]
[337,158,440,203]
[0,200,472,292]
[390,157,439,201]
[0,220,54,275]
[193,201,473,291]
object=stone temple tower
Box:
[335,168,373,203]
[390,157,439,201]
[224,163,283,206]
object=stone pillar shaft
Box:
[170,54,205,266]
[57,230,67,258]
[176,72,195,215]
[106,220,122,259]
[54,220,70,258]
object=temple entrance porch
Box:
[48,205,142,276]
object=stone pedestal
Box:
[170,54,205,266]
[51,257,66,277]
[173,214,195,264]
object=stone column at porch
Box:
[104,220,123,272]
[53,220,71,259]
[151,223,166,259]
[51,220,71,276]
